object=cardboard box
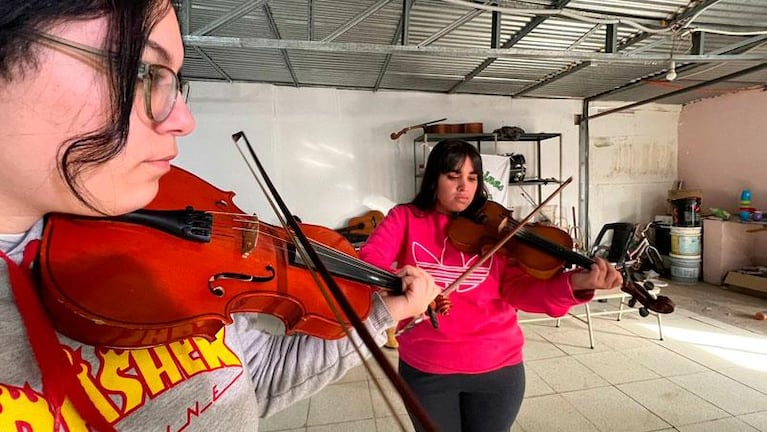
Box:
[723,271,767,294]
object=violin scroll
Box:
[620,271,675,315]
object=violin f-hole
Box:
[208,266,277,296]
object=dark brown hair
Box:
[411,139,488,215]
[0,0,171,212]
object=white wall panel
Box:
[176,82,678,245]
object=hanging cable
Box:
[440,0,675,34]
[440,0,767,37]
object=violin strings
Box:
[198,212,399,288]
[505,221,593,269]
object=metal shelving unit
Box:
[412,133,495,192]
[413,132,563,216]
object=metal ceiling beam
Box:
[178,0,240,83]
[616,33,653,52]
[703,33,767,55]
[263,3,299,86]
[605,24,617,53]
[373,0,415,91]
[307,0,314,41]
[179,0,191,35]
[508,16,595,97]
[511,12,608,98]
[612,0,723,53]
[515,9,626,100]
[374,0,415,91]
[586,33,767,101]
[184,35,767,63]
[193,46,233,82]
[691,32,705,55]
[567,24,600,50]
[625,36,669,55]
[401,0,411,45]
[447,0,574,94]
[321,0,393,42]
[417,2,487,47]
[491,9,501,49]
[586,62,767,121]
[580,0,726,99]
[512,61,591,97]
[373,36,401,92]
[190,0,268,36]
[674,0,725,26]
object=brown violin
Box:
[448,201,675,315]
[37,166,403,348]
[390,118,447,140]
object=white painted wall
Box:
[586,102,682,239]
[176,82,680,245]
[176,82,581,227]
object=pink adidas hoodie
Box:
[359,204,593,374]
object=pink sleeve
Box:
[500,263,594,317]
[358,205,407,271]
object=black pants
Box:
[399,360,525,432]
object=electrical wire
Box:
[441,0,675,34]
[440,0,767,37]
[688,27,767,36]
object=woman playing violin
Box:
[359,139,623,432]
[0,1,439,430]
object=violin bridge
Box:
[240,215,259,258]
[498,215,510,234]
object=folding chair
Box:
[519,223,665,349]
[574,222,664,348]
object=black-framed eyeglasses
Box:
[32,32,188,123]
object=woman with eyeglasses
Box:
[0,1,440,430]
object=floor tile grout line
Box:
[611,376,721,430]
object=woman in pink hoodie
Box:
[359,139,622,432]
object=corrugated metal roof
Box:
[178,0,767,105]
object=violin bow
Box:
[398,177,574,335]
[231,131,438,432]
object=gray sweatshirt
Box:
[0,220,394,431]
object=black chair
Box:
[589,222,636,265]
[590,222,673,317]
[519,222,667,348]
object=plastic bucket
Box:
[670,226,702,257]
[671,197,701,227]
[669,255,701,284]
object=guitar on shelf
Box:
[335,210,385,244]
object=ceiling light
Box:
[666,60,678,81]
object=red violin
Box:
[38,166,401,348]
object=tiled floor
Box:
[261,281,767,432]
